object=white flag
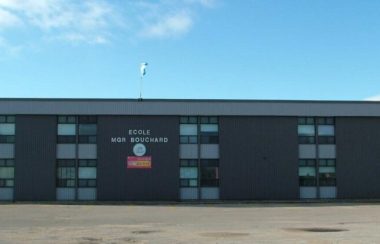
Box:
[140,62,148,77]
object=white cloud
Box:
[0,0,219,48]
[141,11,193,38]
[0,0,119,43]
[53,32,109,45]
[184,0,217,8]
[364,95,380,101]
[136,0,218,39]
[0,8,22,28]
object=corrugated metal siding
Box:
[2,99,380,116]
[97,116,179,201]
[219,117,299,200]
[14,116,56,201]
[336,117,380,199]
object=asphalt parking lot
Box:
[0,202,379,243]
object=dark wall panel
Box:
[219,117,299,200]
[336,118,380,199]
[14,116,57,201]
[97,116,179,201]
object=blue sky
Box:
[0,0,380,100]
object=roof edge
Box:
[0,97,379,104]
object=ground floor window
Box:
[0,159,14,188]
[56,159,97,188]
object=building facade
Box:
[0,98,379,201]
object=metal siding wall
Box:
[97,116,179,201]
[219,117,299,200]
[4,99,380,117]
[14,116,57,201]
[336,118,380,199]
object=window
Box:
[298,124,315,144]
[180,116,198,124]
[78,159,97,167]
[180,124,197,135]
[298,117,336,199]
[78,135,97,143]
[78,167,97,179]
[298,117,314,125]
[180,117,198,144]
[317,117,334,125]
[78,116,97,124]
[57,136,76,143]
[79,124,97,135]
[317,125,335,144]
[56,116,97,199]
[58,116,97,144]
[0,159,14,167]
[179,116,220,200]
[57,167,75,179]
[200,117,218,124]
[0,179,13,187]
[180,116,219,144]
[79,120,97,144]
[0,116,15,123]
[200,117,219,144]
[0,117,15,143]
[180,159,198,187]
[0,136,15,143]
[78,166,97,187]
[57,124,76,135]
[56,160,75,187]
[298,159,316,186]
[78,179,96,187]
[0,165,14,187]
[58,116,76,124]
[200,159,219,187]
[0,116,15,190]
[318,159,336,186]
[180,136,197,144]
[0,167,14,178]
[0,124,15,135]
[57,116,76,144]
[317,125,334,136]
[180,168,198,178]
[298,117,335,144]
[298,125,315,136]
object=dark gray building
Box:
[0,98,379,201]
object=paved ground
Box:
[0,203,379,243]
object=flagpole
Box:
[139,75,143,99]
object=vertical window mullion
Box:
[197,116,201,200]
[75,116,79,200]
[315,118,320,199]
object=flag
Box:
[140,62,148,77]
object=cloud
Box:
[364,95,380,101]
[184,0,217,8]
[0,0,120,44]
[0,0,219,49]
[136,0,218,39]
[0,8,22,28]
[141,11,193,38]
